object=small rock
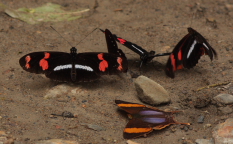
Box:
[0,131,14,144]
[184,126,189,132]
[212,118,233,144]
[134,75,170,105]
[213,94,233,105]
[44,84,70,99]
[218,106,233,114]
[35,139,79,144]
[226,4,233,10]
[197,115,205,123]
[126,140,141,144]
[195,138,214,144]
[204,124,212,128]
[81,123,106,131]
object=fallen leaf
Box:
[1,3,89,24]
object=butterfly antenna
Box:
[50,26,73,48]
[190,13,195,27]
[74,28,98,47]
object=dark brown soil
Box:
[0,0,233,143]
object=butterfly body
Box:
[19,29,128,82]
[115,100,190,139]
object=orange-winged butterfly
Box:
[115,100,190,139]
[19,29,128,82]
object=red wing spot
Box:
[170,54,177,71]
[177,64,183,70]
[39,52,50,70]
[200,47,206,55]
[98,53,104,60]
[178,50,182,61]
[44,52,50,59]
[39,59,49,70]
[98,53,108,72]
[117,57,123,71]
[99,61,108,71]
[118,38,126,44]
[25,55,31,69]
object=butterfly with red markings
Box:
[165,27,217,78]
[19,29,128,82]
[115,100,190,139]
[101,27,217,78]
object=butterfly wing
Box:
[165,33,190,78]
[100,29,150,60]
[113,34,149,57]
[103,29,128,72]
[115,100,177,139]
[19,52,100,82]
[104,29,119,54]
[77,52,128,75]
[165,27,217,78]
[19,52,70,74]
[182,28,217,68]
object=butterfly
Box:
[101,27,217,78]
[115,100,190,139]
[19,29,128,82]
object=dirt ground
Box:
[0,0,233,144]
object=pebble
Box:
[184,126,189,132]
[0,131,14,144]
[218,106,233,114]
[44,84,86,99]
[134,75,170,105]
[195,138,214,144]
[213,94,233,105]
[197,115,205,123]
[35,139,79,144]
[81,123,106,131]
[212,118,233,144]
[44,84,70,99]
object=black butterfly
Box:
[19,29,128,82]
[101,27,217,78]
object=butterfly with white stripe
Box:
[19,29,128,82]
[165,27,217,78]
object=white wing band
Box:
[187,40,197,58]
[54,64,93,71]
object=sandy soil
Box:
[0,0,233,143]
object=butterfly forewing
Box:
[19,52,70,74]
[105,29,119,54]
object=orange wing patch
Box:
[124,127,153,133]
[25,55,31,69]
[98,53,109,72]
[39,52,50,70]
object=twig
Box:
[196,81,232,91]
